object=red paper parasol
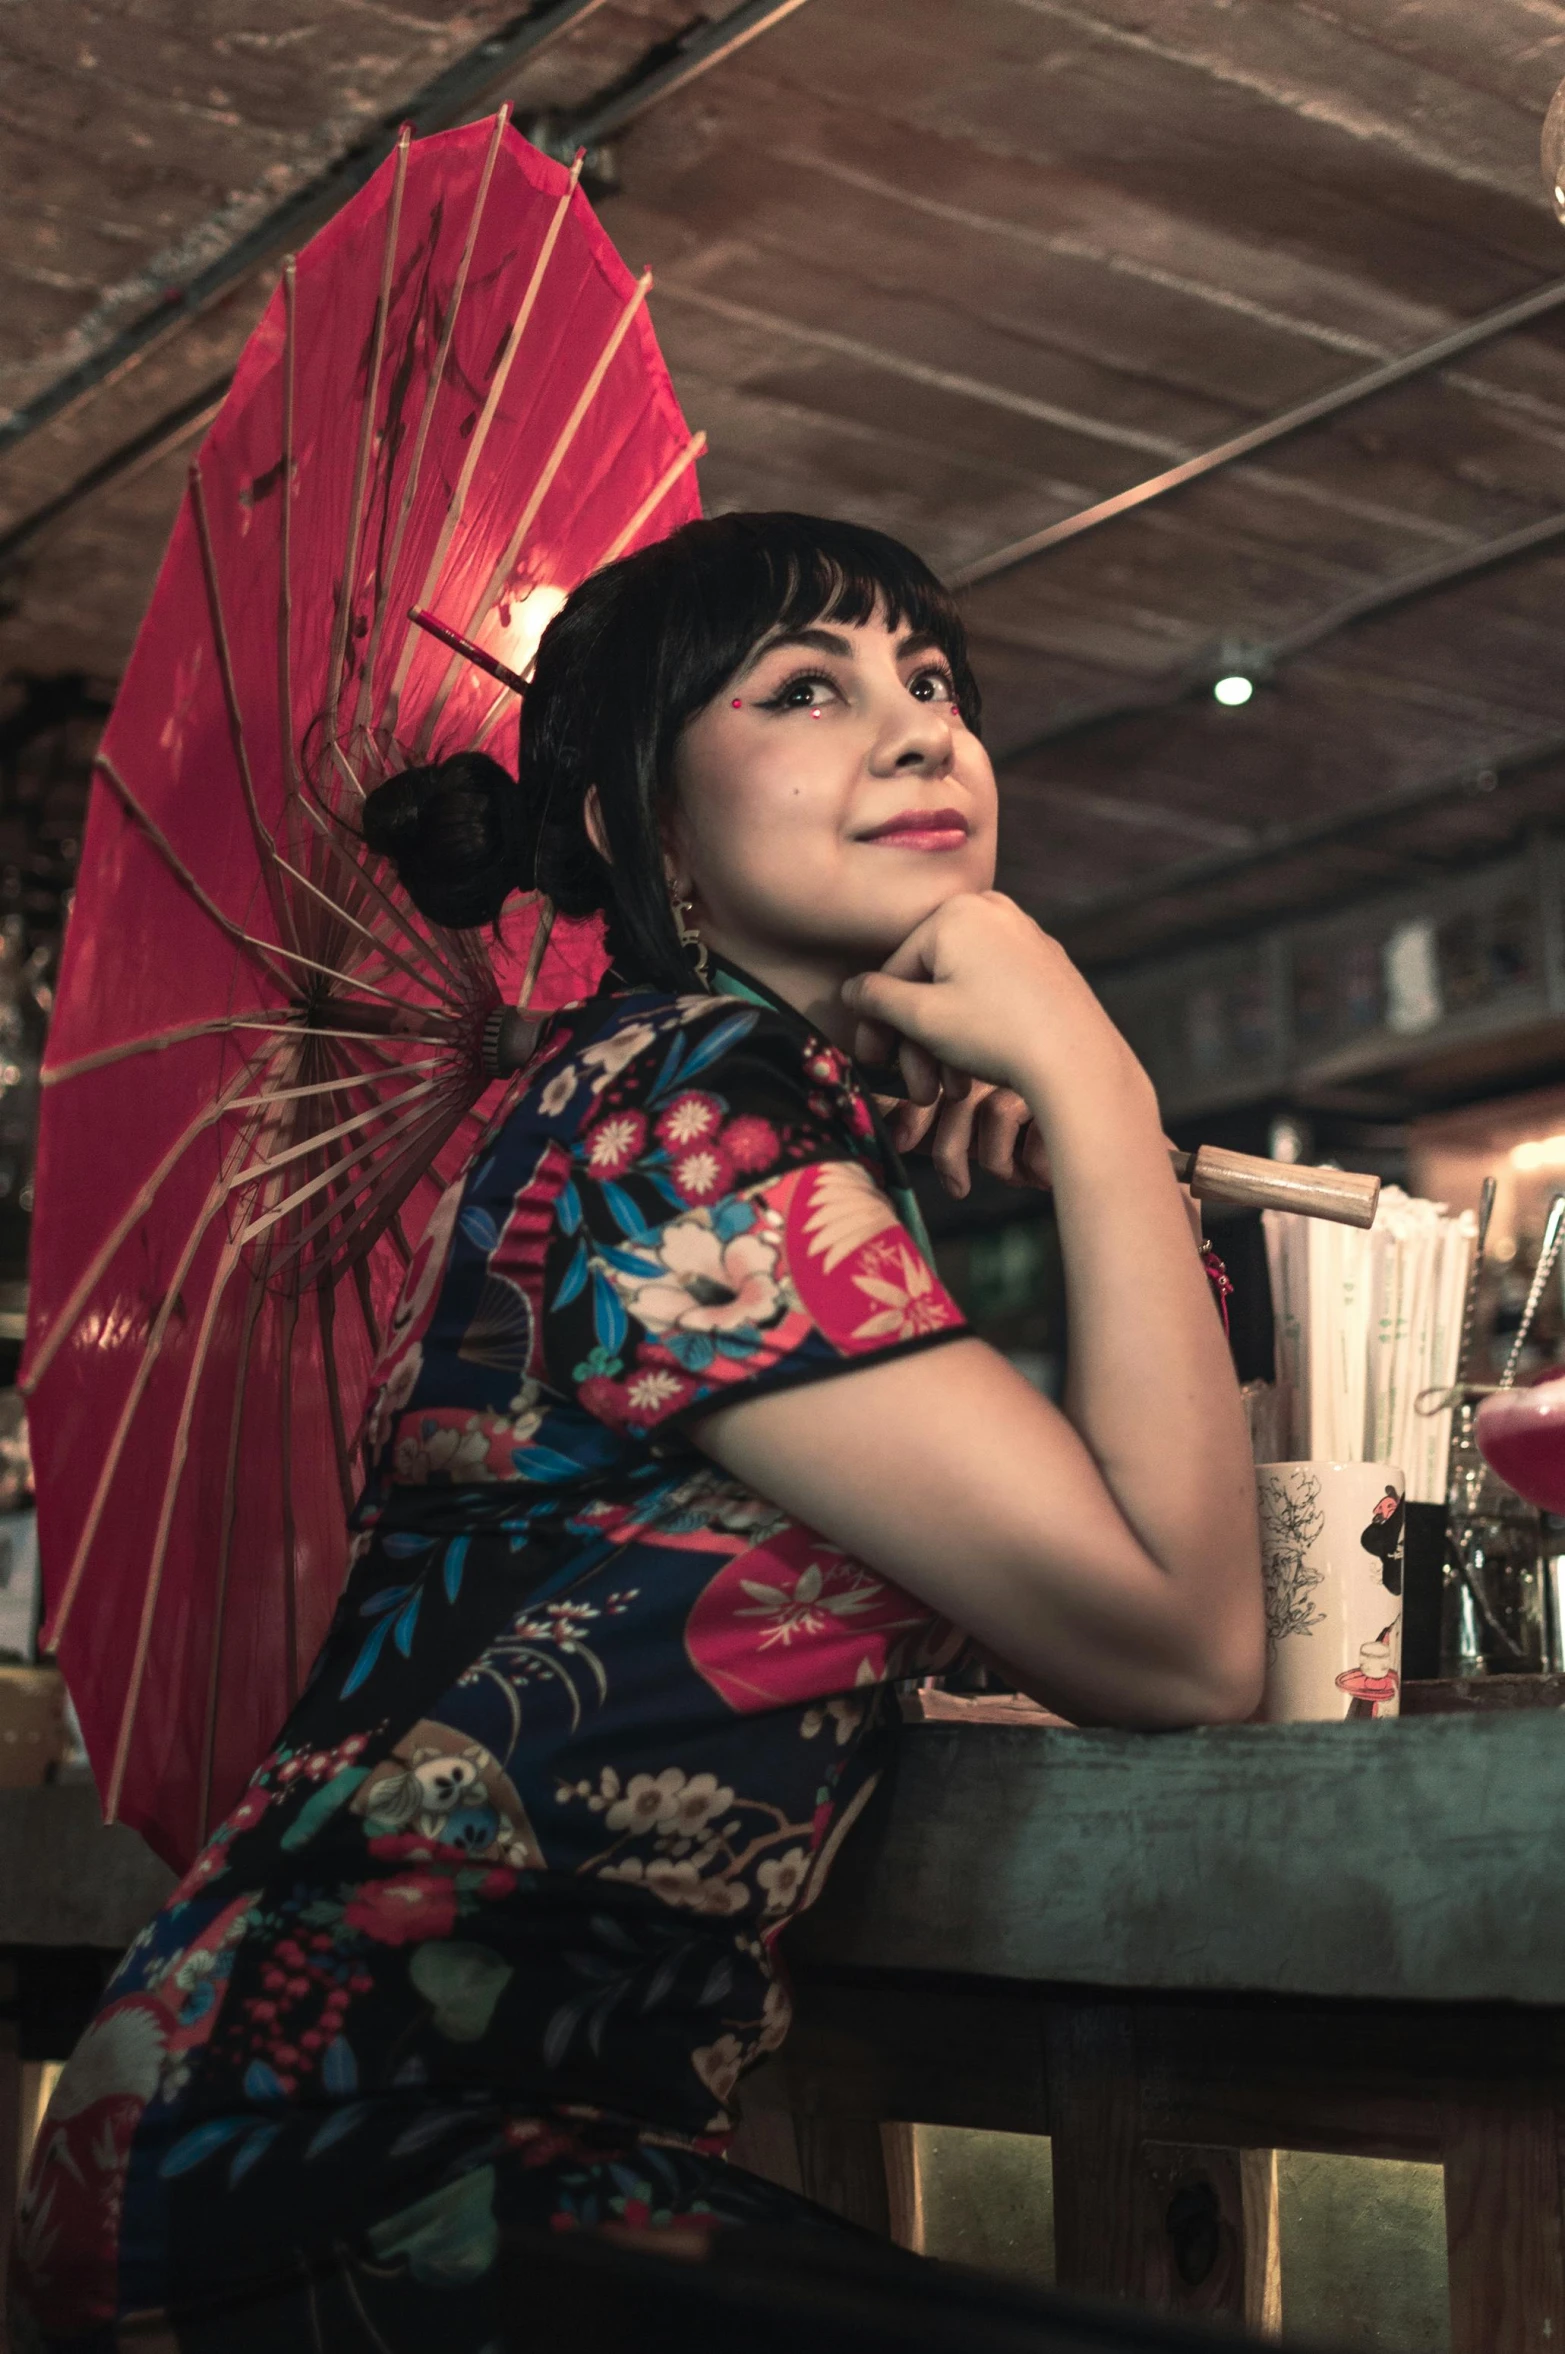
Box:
[23,115,702,1868]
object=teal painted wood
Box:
[791,1716,1565,2006]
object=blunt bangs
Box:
[659,512,982,742]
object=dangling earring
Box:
[667,870,710,985]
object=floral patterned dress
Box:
[14,966,970,2352]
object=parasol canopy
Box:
[24,115,702,1869]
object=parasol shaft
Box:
[1169,1144,1380,1229]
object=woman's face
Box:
[668,608,997,976]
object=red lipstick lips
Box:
[859,807,970,850]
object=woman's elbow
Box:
[1188,1604,1267,1724]
[1194,1650,1265,1724]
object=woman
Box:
[13,513,1262,2351]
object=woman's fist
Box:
[882,1083,1051,1198]
[842,892,1148,1121]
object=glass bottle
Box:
[1441,1400,1548,1675]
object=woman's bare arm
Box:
[691,893,1263,1729]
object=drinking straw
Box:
[1314,1213,1371,1461]
[1264,1187,1477,1493]
[1263,1210,1309,1456]
[1376,1195,1428,1477]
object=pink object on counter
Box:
[1476,1375,1565,1513]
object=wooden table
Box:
[740,1709,1565,2351]
[6,1711,1565,2348]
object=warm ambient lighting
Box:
[1511,1133,1565,1171]
[493,583,568,680]
[1212,674,1254,707]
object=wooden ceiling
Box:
[6,0,1565,972]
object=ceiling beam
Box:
[990,496,1565,765]
[949,273,1565,592]
[0,0,616,465]
[1039,730,1565,940]
[545,0,813,149]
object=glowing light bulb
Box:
[1511,1133,1565,1171]
[1213,674,1254,708]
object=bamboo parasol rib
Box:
[420,270,654,757]
[351,108,511,744]
[388,151,587,726]
[327,127,412,754]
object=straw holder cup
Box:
[1256,1461,1406,1722]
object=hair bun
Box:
[361,751,525,929]
[358,770,427,860]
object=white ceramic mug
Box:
[1255,1461,1405,1723]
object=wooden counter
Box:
[756,1714,1565,2349]
[6,1715,1565,2347]
[791,1713,1565,2004]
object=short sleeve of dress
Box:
[521,996,969,1438]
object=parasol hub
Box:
[483,1005,543,1076]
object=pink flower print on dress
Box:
[342,1871,460,1947]
[722,1115,779,1174]
[685,1525,934,1712]
[625,1367,691,1418]
[657,1090,723,1150]
[671,1141,733,1206]
[577,1366,699,1432]
[582,1110,646,1179]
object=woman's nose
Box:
[875,706,954,774]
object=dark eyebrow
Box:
[737,625,855,679]
[896,629,945,661]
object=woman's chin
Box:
[854,868,990,945]
[717,868,994,975]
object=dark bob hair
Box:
[361,511,982,992]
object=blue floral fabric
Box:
[15,975,968,2348]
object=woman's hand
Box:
[883,1082,1203,1238]
[842,891,1148,1124]
[879,1082,1051,1198]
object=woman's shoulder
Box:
[519,984,866,1137]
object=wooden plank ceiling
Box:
[5,0,1565,973]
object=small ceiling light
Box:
[1213,674,1254,707]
